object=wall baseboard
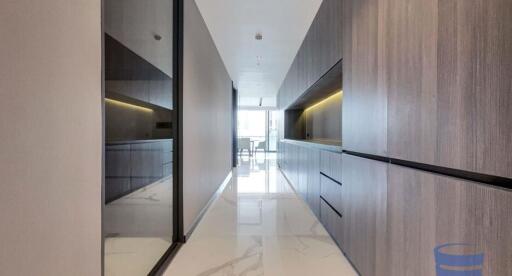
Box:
[184,170,233,240]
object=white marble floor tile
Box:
[164,153,356,276]
[105,237,170,276]
[104,177,173,275]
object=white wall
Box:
[183,0,233,234]
[0,1,102,275]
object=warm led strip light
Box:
[105,98,153,113]
[305,91,343,112]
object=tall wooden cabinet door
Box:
[341,154,388,276]
[386,0,512,178]
[436,0,512,178]
[387,165,512,276]
[342,0,387,156]
[313,0,343,76]
[385,0,437,165]
[307,148,321,217]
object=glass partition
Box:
[103,0,176,274]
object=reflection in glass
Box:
[103,0,174,275]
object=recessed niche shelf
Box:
[285,60,342,144]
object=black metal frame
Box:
[232,83,238,167]
[149,0,185,273]
[343,150,512,190]
[101,0,185,275]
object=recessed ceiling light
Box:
[255,32,263,41]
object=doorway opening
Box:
[236,109,278,156]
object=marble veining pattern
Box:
[164,154,357,276]
[104,177,173,275]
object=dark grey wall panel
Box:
[182,0,233,235]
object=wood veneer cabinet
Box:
[320,150,343,183]
[105,140,172,203]
[385,0,512,178]
[279,141,340,222]
[387,164,512,276]
[277,0,342,109]
[342,0,387,156]
[340,154,388,276]
[307,147,321,217]
[343,0,512,178]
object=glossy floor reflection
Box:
[164,153,357,276]
[104,177,173,276]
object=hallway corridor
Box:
[164,154,357,275]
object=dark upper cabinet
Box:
[148,80,173,109]
[106,79,173,110]
[385,0,512,178]
[340,153,387,276]
[387,164,512,276]
[277,0,343,110]
[342,0,387,156]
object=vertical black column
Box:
[232,83,238,167]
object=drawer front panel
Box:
[320,198,343,246]
[320,150,343,183]
[320,173,343,213]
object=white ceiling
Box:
[195,0,322,106]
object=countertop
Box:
[106,138,173,145]
[281,139,342,152]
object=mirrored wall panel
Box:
[103,0,175,274]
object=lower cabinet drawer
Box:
[320,150,343,183]
[320,198,343,246]
[105,178,131,203]
[320,173,343,213]
[163,162,173,177]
